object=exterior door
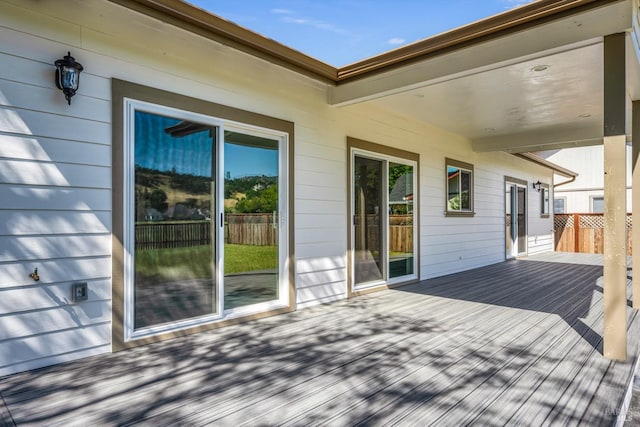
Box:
[505,181,527,259]
[351,151,417,291]
[125,99,289,340]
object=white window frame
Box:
[554,197,567,214]
[446,158,474,216]
[591,195,604,213]
[540,184,550,217]
[123,98,289,341]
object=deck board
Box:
[1,253,639,426]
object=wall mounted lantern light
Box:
[532,181,542,192]
[54,51,83,105]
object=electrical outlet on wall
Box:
[72,282,88,302]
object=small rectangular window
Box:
[446,158,474,216]
[541,184,550,217]
[591,196,604,213]
[554,198,566,214]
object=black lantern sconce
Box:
[532,180,542,192]
[54,52,83,105]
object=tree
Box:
[234,185,278,213]
[149,189,168,212]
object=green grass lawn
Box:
[135,244,278,280]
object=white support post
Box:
[603,33,627,361]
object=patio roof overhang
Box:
[114,0,640,154]
[330,0,640,154]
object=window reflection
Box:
[223,131,280,310]
[134,111,216,329]
[388,162,414,278]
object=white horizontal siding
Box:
[296,281,346,306]
[0,279,110,313]
[296,213,345,230]
[0,185,111,211]
[0,211,110,235]
[0,234,111,262]
[0,160,110,188]
[0,106,110,144]
[297,169,344,189]
[0,324,111,375]
[0,300,111,341]
[0,11,112,376]
[0,134,110,167]
[0,258,111,288]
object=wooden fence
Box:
[135,221,210,250]
[554,213,632,255]
[354,214,414,253]
[226,213,278,246]
[135,213,278,249]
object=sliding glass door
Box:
[133,110,220,328]
[126,100,288,338]
[223,130,281,310]
[351,149,417,291]
[353,156,384,285]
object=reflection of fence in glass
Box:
[226,213,278,246]
[135,213,278,249]
[554,213,632,255]
[354,214,413,253]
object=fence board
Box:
[353,214,413,253]
[554,213,631,255]
[135,213,279,250]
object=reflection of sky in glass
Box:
[135,111,213,177]
[135,111,278,178]
[225,142,278,178]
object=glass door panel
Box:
[223,131,280,310]
[388,162,414,279]
[353,156,384,285]
[505,182,527,259]
[505,183,513,259]
[517,187,527,254]
[133,111,218,329]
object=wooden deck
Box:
[1,253,639,426]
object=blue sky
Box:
[188,0,533,66]
[135,111,278,178]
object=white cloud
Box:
[271,9,294,15]
[387,38,405,45]
[280,15,347,35]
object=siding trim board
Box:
[111,79,296,351]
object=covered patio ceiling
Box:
[330,0,640,154]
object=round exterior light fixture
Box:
[54,52,83,105]
[530,65,549,72]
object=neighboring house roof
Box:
[389,173,414,205]
[515,152,578,178]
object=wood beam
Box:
[603,33,627,361]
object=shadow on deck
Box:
[0,253,638,426]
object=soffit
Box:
[333,0,639,153]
